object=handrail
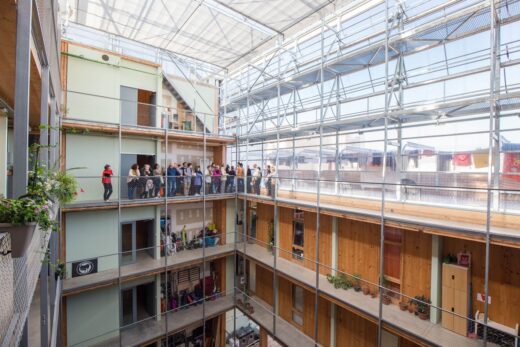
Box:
[49,277,61,347]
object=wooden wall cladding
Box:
[336,304,377,347]
[443,238,520,328]
[256,203,274,247]
[213,145,225,166]
[401,230,431,299]
[278,207,332,274]
[213,200,227,243]
[255,264,274,306]
[279,206,294,261]
[277,276,330,347]
[337,219,380,285]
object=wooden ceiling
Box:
[0,0,43,128]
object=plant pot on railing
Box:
[0,222,37,258]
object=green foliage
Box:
[0,198,55,231]
[327,273,353,290]
[267,220,275,250]
[412,295,431,314]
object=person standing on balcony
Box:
[153,163,163,198]
[246,165,252,193]
[228,165,236,193]
[140,164,154,199]
[253,165,262,195]
[185,163,193,196]
[205,165,213,194]
[237,163,244,193]
[102,164,113,201]
[212,165,222,194]
[166,162,178,197]
[221,164,228,193]
[180,162,187,195]
[127,164,140,199]
[193,166,203,196]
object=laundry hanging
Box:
[503,152,520,181]
[472,152,489,168]
[453,153,472,166]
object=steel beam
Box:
[40,66,50,167]
[13,0,33,198]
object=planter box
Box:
[0,223,37,258]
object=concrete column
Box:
[154,206,161,259]
[249,261,256,292]
[0,114,7,196]
[329,303,336,347]
[430,235,442,324]
[40,66,50,167]
[155,274,161,321]
[13,0,32,198]
[331,217,338,275]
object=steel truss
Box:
[225,0,519,346]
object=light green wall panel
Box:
[121,206,156,222]
[67,286,119,346]
[65,210,118,278]
[66,134,120,202]
[120,60,159,92]
[66,45,161,124]
[121,137,157,155]
[226,199,236,244]
[66,48,120,123]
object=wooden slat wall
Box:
[277,190,520,231]
[303,212,333,274]
[336,304,377,347]
[401,230,431,299]
[213,200,227,243]
[213,145,225,166]
[278,207,332,274]
[443,238,520,328]
[279,207,294,261]
[399,336,422,347]
[277,276,331,346]
[337,219,380,285]
[255,264,274,306]
[256,203,274,247]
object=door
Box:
[121,287,136,327]
[121,86,138,126]
[120,154,137,199]
[121,222,136,265]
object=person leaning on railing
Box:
[102,164,113,201]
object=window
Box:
[383,227,402,299]
[292,285,304,326]
[292,210,304,260]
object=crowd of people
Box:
[101,162,277,201]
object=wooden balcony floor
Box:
[239,243,492,347]
[63,243,236,295]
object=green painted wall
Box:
[67,286,119,346]
[66,44,161,124]
[121,137,157,155]
[65,210,119,278]
[66,134,120,202]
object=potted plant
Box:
[0,198,53,257]
[370,285,379,298]
[408,299,415,313]
[362,285,370,295]
[267,220,274,253]
[381,279,391,305]
[399,300,408,311]
[413,295,431,320]
[353,273,362,292]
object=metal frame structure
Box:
[225,0,520,346]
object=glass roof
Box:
[64,0,348,68]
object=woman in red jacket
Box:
[102,164,113,201]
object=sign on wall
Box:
[72,258,98,277]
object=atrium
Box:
[0,0,519,346]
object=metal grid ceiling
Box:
[67,0,342,68]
